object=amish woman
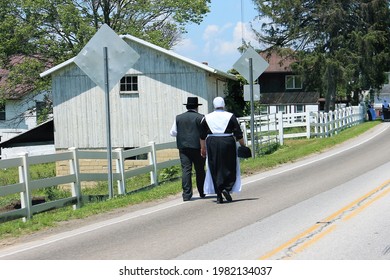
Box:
[200,97,246,204]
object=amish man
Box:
[170,97,206,201]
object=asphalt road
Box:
[0,122,389,260]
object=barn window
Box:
[0,102,5,120]
[285,75,302,90]
[120,75,138,94]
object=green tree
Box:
[252,0,390,111]
[0,0,210,121]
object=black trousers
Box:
[179,148,206,200]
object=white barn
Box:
[41,34,236,150]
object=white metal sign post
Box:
[74,24,140,198]
[233,47,269,158]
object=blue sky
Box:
[173,0,262,72]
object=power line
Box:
[241,0,245,44]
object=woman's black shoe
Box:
[222,190,232,202]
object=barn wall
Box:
[51,40,230,149]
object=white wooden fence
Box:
[0,141,179,223]
[0,106,365,223]
[238,106,365,146]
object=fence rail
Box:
[0,106,365,223]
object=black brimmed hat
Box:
[184,97,202,107]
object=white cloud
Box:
[203,21,259,56]
[203,24,220,40]
[173,20,263,71]
[240,22,262,46]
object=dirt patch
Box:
[0,197,46,213]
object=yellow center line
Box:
[292,224,337,255]
[321,179,390,223]
[258,223,321,260]
[258,179,390,260]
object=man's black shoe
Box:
[217,195,224,204]
[222,190,232,202]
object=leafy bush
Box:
[159,166,180,181]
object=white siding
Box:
[51,39,231,149]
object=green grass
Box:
[0,120,381,240]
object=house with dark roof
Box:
[258,51,319,114]
[0,55,54,159]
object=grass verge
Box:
[0,120,381,240]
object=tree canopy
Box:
[1,0,210,60]
[252,0,390,111]
[0,0,210,112]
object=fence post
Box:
[318,112,323,137]
[325,112,329,137]
[306,111,311,138]
[69,147,82,210]
[240,122,248,145]
[149,141,158,186]
[342,108,347,128]
[313,111,318,136]
[354,106,358,125]
[18,153,32,221]
[256,115,261,154]
[115,148,126,195]
[330,111,335,136]
[277,111,284,146]
[266,114,270,151]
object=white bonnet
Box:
[213,96,225,108]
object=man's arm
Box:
[169,119,177,137]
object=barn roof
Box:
[40,34,236,80]
[261,92,319,105]
[260,51,295,73]
[0,119,54,148]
